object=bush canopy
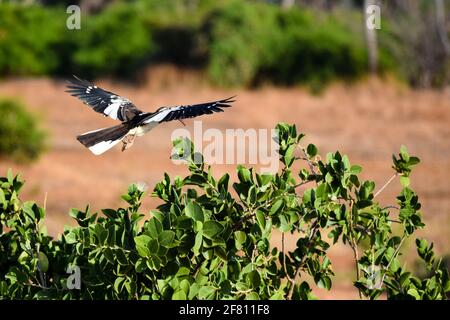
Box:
[0,98,46,162]
[0,123,448,300]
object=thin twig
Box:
[43,192,48,211]
[251,244,257,271]
[35,244,47,290]
[299,146,318,176]
[288,180,314,191]
[281,232,292,281]
[287,220,319,299]
[379,234,407,286]
[349,200,362,298]
[382,206,400,211]
[351,243,361,298]
[374,173,398,198]
[231,288,253,295]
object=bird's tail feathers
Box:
[77,124,129,155]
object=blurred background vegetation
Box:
[0,0,448,89]
[0,98,46,162]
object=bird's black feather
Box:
[152,96,235,124]
[66,76,142,122]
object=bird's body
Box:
[65,76,235,155]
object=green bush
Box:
[0,99,46,162]
[201,2,372,88]
[1,123,448,300]
[0,4,65,75]
[72,3,155,78]
[267,11,369,86]
[202,1,283,87]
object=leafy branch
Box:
[0,123,448,300]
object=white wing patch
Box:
[66,77,143,122]
[88,139,122,155]
[143,108,172,123]
[81,127,106,135]
[103,98,123,120]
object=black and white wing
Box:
[66,76,143,122]
[142,96,235,124]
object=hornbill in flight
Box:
[66,76,235,155]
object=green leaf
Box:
[245,292,260,300]
[189,283,200,299]
[270,291,284,300]
[134,235,151,258]
[255,210,266,230]
[270,199,284,216]
[350,165,362,174]
[0,188,5,205]
[7,169,14,184]
[176,266,190,278]
[64,230,78,244]
[135,258,147,273]
[306,144,318,157]
[316,275,332,290]
[237,166,252,183]
[179,279,190,295]
[407,288,420,299]
[115,249,128,266]
[246,270,261,288]
[202,221,224,240]
[284,145,296,167]
[408,156,420,166]
[247,185,257,204]
[193,232,202,256]
[198,286,216,300]
[256,173,273,186]
[124,280,137,296]
[279,214,291,232]
[176,216,193,230]
[114,277,125,293]
[218,174,230,191]
[325,172,333,184]
[159,230,175,247]
[400,145,410,162]
[147,218,163,239]
[172,289,187,300]
[185,202,204,222]
[94,224,108,244]
[234,231,247,250]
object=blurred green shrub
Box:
[0,4,64,75]
[0,99,46,162]
[0,0,422,88]
[268,11,369,86]
[72,3,155,78]
[201,1,282,87]
[201,1,374,88]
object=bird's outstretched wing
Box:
[142,96,235,124]
[66,76,143,122]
